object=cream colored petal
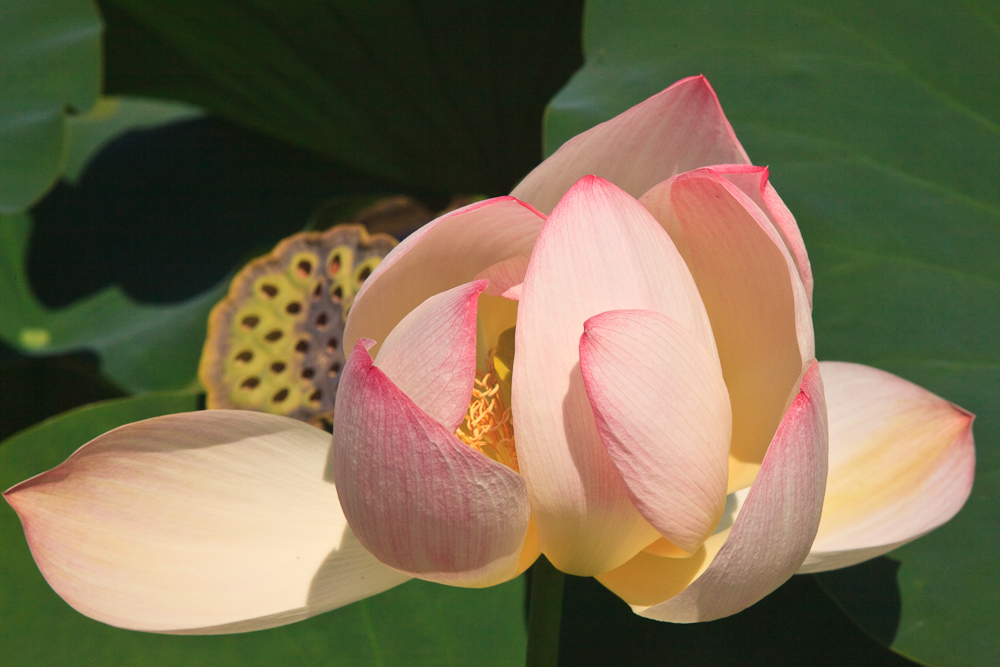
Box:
[344,197,544,356]
[511,75,751,214]
[3,411,409,634]
[798,362,975,573]
[579,309,731,553]
[641,168,814,492]
[514,176,716,576]
[710,165,813,304]
[598,361,827,622]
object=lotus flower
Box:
[4,77,974,633]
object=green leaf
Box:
[63,96,203,183]
[0,394,527,666]
[0,212,226,393]
[546,1,999,664]
[0,0,102,213]
[99,0,583,195]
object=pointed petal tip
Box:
[800,361,976,573]
[7,410,408,633]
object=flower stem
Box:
[526,555,565,667]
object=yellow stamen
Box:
[455,363,518,472]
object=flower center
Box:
[455,363,518,472]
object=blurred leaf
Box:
[546,1,999,664]
[0,0,102,213]
[0,353,125,440]
[64,96,203,183]
[99,0,583,196]
[0,212,226,393]
[0,393,527,666]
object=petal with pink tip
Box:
[475,255,530,301]
[641,169,814,492]
[332,341,531,587]
[344,197,544,354]
[511,75,750,214]
[598,361,828,622]
[707,165,813,304]
[580,309,731,553]
[798,362,975,573]
[373,281,485,431]
[3,411,410,634]
[514,176,716,576]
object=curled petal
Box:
[580,309,731,553]
[332,342,532,587]
[598,362,828,622]
[344,197,544,354]
[708,165,813,304]
[374,280,485,431]
[514,176,715,575]
[641,168,814,492]
[474,255,530,301]
[512,75,751,213]
[3,411,409,634]
[799,362,975,573]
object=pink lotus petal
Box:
[707,165,813,304]
[474,255,530,301]
[580,309,731,553]
[373,281,485,431]
[511,75,750,214]
[597,361,828,622]
[513,176,716,575]
[332,341,532,587]
[641,168,814,492]
[344,197,544,355]
[798,362,975,573]
[3,411,409,634]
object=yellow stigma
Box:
[455,363,518,472]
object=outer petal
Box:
[511,75,751,214]
[798,362,975,573]
[514,176,716,576]
[344,196,544,354]
[373,280,485,431]
[598,362,828,622]
[332,341,531,587]
[3,411,409,634]
[641,168,814,492]
[579,309,731,554]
